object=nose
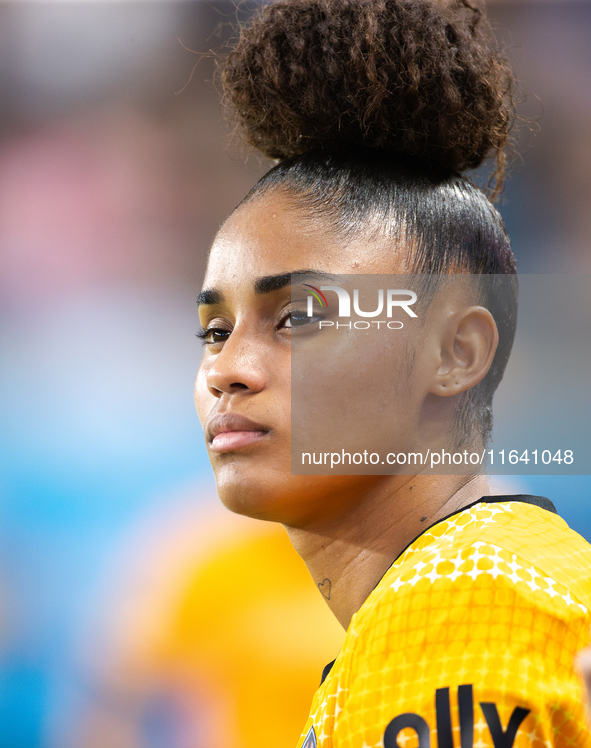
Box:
[203,333,267,398]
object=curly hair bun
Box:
[222,0,515,185]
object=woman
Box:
[194,1,591,745]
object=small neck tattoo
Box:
[317,578,332,600]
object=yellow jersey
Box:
[296,495,591,748]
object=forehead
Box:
[203,191,408,290]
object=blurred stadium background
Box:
[0,1,590,746]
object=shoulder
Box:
[343,497,591,695]
[323,499,591,746]
[354,498,591,641]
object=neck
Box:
[284,473,490,630]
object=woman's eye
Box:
[284,310,312,328]
[196,327,231,345]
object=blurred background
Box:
[0,1,590,746]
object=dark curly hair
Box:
[218,0,519,446]
[222,0,515,195]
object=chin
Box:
[212,461,376,527]
[213,464,305,524]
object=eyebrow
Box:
[196,288,222,306]
[196,269,336,306]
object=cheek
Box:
[291,330,421,454]
[193,363,211,426]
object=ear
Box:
[429,306,499,398]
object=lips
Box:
[206,412,270,453]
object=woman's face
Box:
[194,190,439,527]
